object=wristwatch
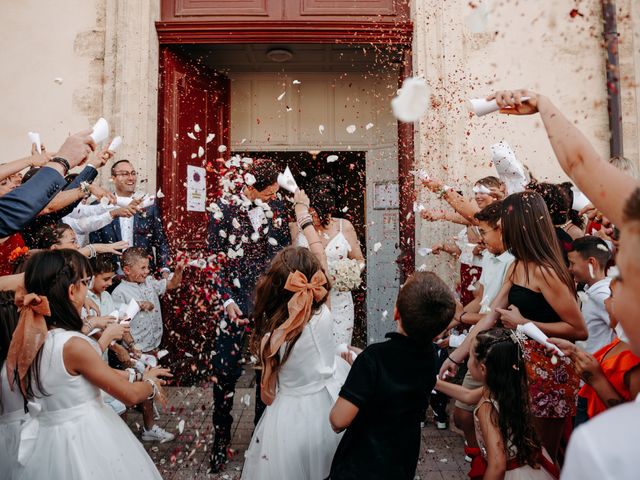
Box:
[80,181,91,197]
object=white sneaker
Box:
[142,424,175,443]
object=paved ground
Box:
[126,371,467,479]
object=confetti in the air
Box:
[187,132,197,140]
[194,124,201,133]
[373,242,382,253]
[53,77,63,85]
[327,155,339,163]
[218,145,227,153]
[365,123,374,130]
[198,146,205,157]
[177,419,185,434]
[277,92,286,101]
[391,77,429,122]
[318,125,325,134]
[206,133,215,143]
[292,79,301,85]
[346,125,356,134]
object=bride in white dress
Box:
[242,190,350,480]
[4,249,171,480]
[290,175,365,346]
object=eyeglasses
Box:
[113,171,137,177]
[79,276,93,287]
[478,227,499,237]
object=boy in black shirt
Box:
[328,271,456,479]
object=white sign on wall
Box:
[186,165,206,212]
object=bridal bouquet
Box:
[329,258,363,292]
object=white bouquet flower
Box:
[329,258,363,292]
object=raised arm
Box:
[491,90,638,226]
[293,189,328,273]
[422,177,481,224]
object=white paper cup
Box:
[90,117,109,143]
[28,132,41,153]
[468,97,530,117]
[108,136,122,152]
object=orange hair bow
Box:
[6,287,50,396]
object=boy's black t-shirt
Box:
[329,332,438,480]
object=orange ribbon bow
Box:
[6,287,50,396]
[260,270,328,401]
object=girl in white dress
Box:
[0,290,27,480]
[4,249,171,480]
[242,190,349,480]
[290,175,365,346]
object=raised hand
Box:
[488,89,540,115]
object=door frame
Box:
[155,23,415,282]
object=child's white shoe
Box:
[142,424,175,443]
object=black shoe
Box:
[209,446,228,473]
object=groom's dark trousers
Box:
[207,199,290,452]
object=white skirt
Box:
[241,385,344,480]
[0,410,28,480]
[16,397,161,480]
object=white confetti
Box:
[198,146,205,157]
[596,243,610,252]
[342,206,348,212]
[251,232,259,242]
[157,349,169,359]
[327,155,339,163]
[206,133,215,143]
[365,122,374,130]
[218,145,227,153]
[233,278,241,288]
[373,242,382,253]
[268,237,278,246]
[53,77,64,85]
[190,153,197,159]
[427,449,435,453]
[177,419,185,434]
[172,150,177,159]
[346,124,356,134]
[156,189,165,198]
[187,132,197,140]
[219,230,227,238]
[194,124,201,133]
[391,77,429,122]
[241,138,247,144]
[319,125,325,134]
[292,79,301,85]
[241,394,251,406]
[277,92,286,101]
[588,263,595,279]
[232,218,241,229]
[244,173,256,186]
[382,310,388,319]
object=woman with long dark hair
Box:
[290,175,364,346]
[442,191,587,463]
[4,249,170,479]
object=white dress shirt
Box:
[562,395,640,479]
[116,195,135,247]
[478,250,515,313]
[576,277,615,354]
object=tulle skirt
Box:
[241,387,343,480]
[330,290,354,346]
[15,397,161,480]
[0,411,28,480]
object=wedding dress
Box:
[241,304,349,479]
[297,219,355,346]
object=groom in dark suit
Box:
[90,159,171,274]
[207,158,290,471]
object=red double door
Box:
[157,47,230,383]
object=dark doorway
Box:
[241,150,367,347]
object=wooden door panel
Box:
[158,47,230,384]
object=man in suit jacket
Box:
[90,159,171,274]
[0,129,96,237]
[206,158,290,471]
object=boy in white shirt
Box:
[449,201,515,459]
[567,236,615,354]
[112,247,184,443]
[112,247,184,353]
